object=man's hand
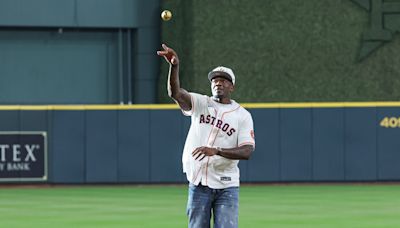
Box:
[157,44,179,65]
[193,145,254,161]
[192,147,218,161]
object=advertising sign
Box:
[0,132,47,182]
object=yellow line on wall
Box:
[241,102,400,108]
[0,104,179,110]
[1,102,400,110]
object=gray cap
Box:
[208,66,235,85]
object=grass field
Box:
[1,184,400,227]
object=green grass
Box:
[1,184,400,227]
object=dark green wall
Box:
[159,0,400,103]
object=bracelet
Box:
[216,147,222,155]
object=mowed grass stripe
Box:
[0,186,187,228]
[1,185,400,227]
[240,185,400,227]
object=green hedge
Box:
[158,0,400,103]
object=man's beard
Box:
[212,94,222,102]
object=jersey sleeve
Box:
[237,110,255,148]
[181,92,208,117]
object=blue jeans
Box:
[187,184,239,228]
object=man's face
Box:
[211,76,234,98]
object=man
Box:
[157,44,255,228]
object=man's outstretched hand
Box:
[157,44,179,65]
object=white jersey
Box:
[181,92,255,189]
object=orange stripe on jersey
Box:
[192,166,202,183]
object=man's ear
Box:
[230,85,235,93]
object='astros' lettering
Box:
[199,114,236,136]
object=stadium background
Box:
[1,0,400,184]
[159,0,400,103]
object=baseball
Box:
[161,10,172,21]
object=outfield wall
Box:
[1,104,400,183]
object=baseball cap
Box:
[208,66,235,85]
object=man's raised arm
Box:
[157,44,191,111]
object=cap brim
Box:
[208,71,233,84]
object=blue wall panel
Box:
[150,110,185,182]
[5,106,400,183]
[280,108,312,181]
[118,110,150,183]
[344,108,377,181]
[238,159,248,182]
[86,111,118,183]
[312,108,345,181]
[19,111,49,181]
[377,108,400,180]
[20,111,48,131]
[0,111,19,131]
[247,109,280,182]
[51,111,85,183]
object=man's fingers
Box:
[193,150,202,160]
[158,44,179,65]
[192,147,205,160]
[194,153,203,160]
[198,154,206,161]
[157,50,167,56]
[162,44,177,56]
[192,148,200,156]
[195,153,205,161]
[192,147,211,160]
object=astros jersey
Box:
[181,92,255,189]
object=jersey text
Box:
[199,114,236,136]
